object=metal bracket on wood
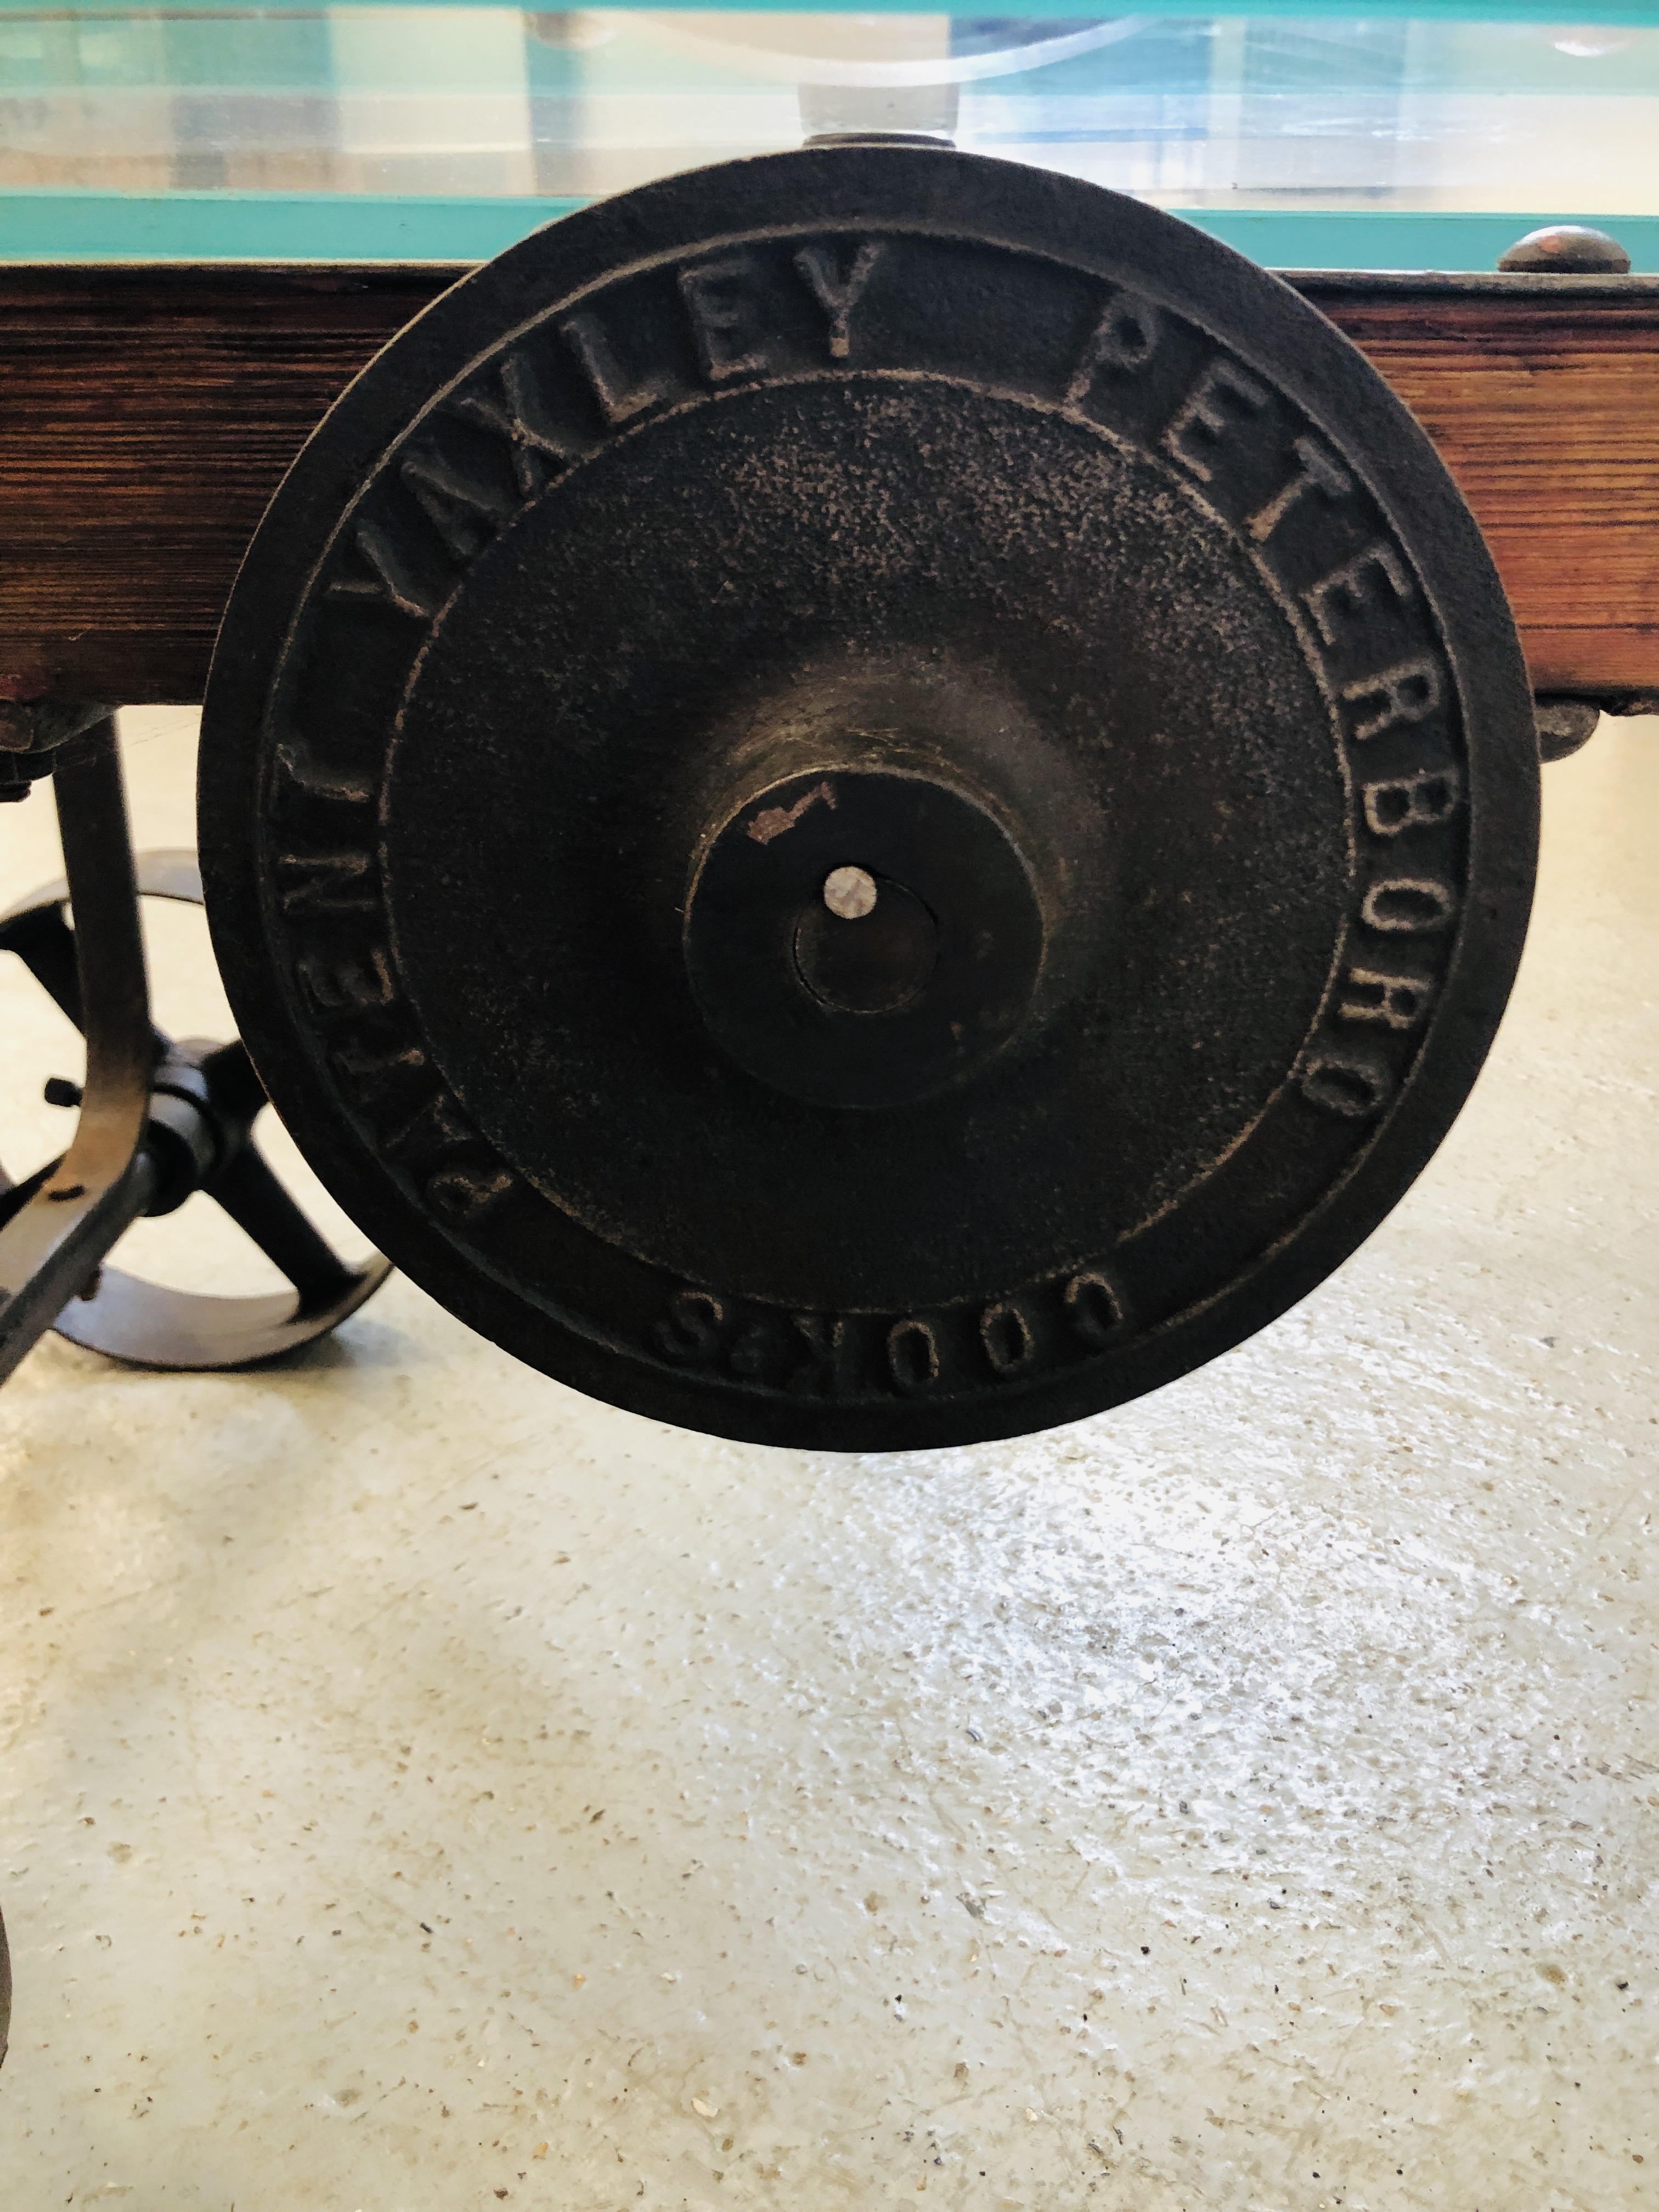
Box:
[1536,692,1659,763]
[0,693,115,802]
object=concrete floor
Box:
[1,708,1655,2210]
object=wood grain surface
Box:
[1,264,1655,704]
[1302,282,1659,699]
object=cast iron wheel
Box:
[0,850,391,1368]
[199,144,1538,1447]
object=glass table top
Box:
[2,4,1657,268]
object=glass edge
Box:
[3,194,1658,274]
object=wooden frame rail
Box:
[1,264,1655,704]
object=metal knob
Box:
[1498,225,1632,275]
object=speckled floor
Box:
[1,709,1656,2211]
